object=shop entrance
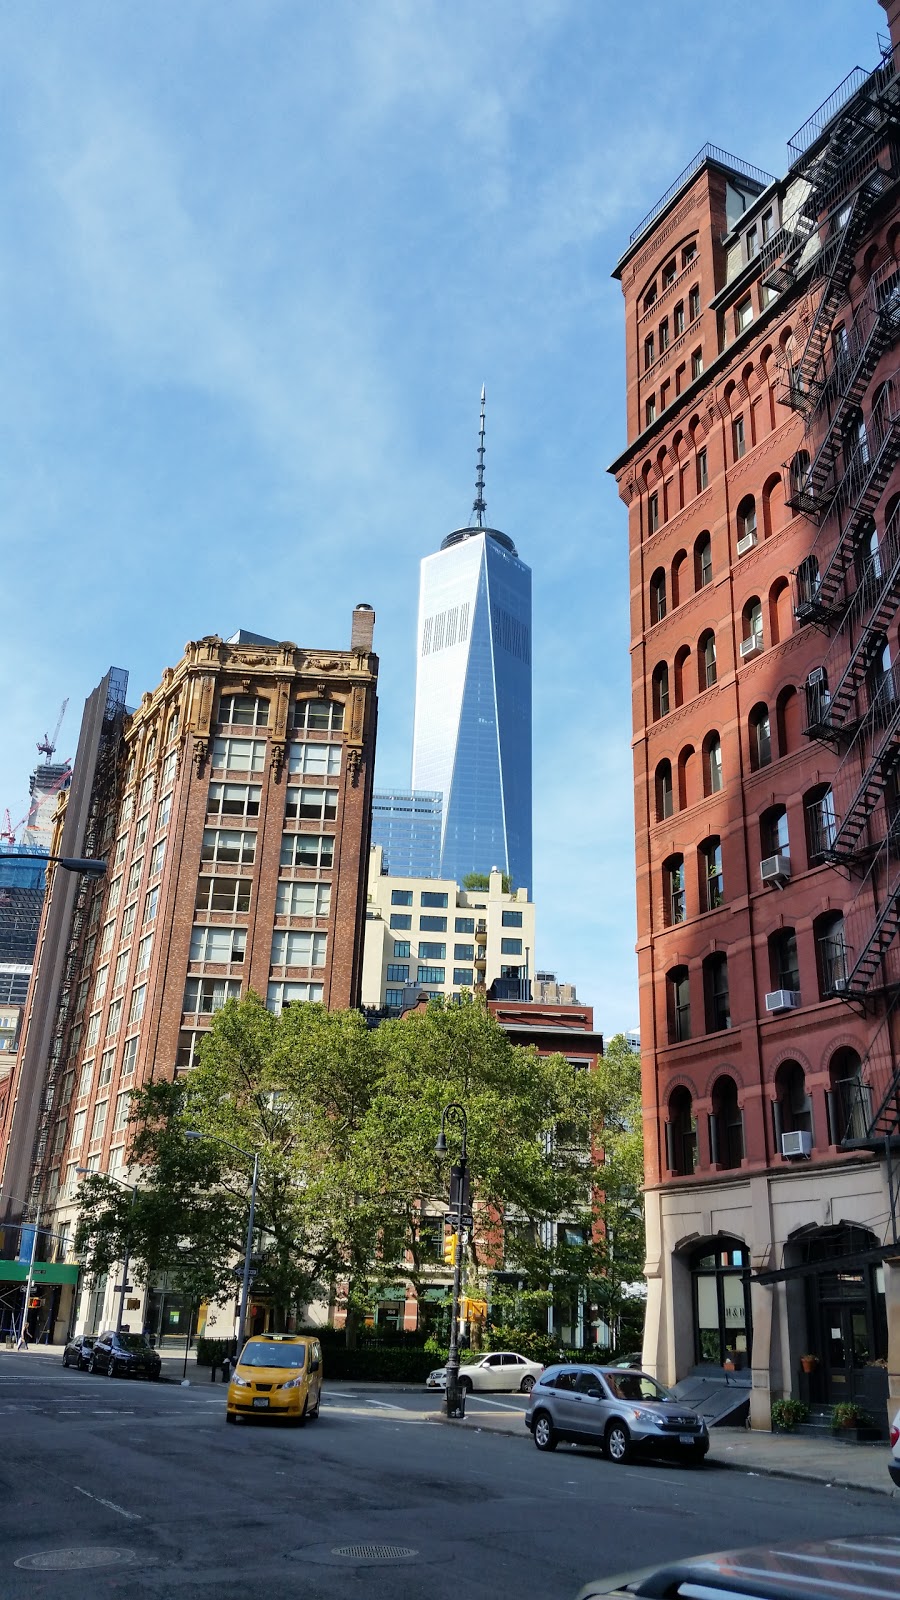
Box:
[820,1291,870,1401]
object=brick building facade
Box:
[612,3,900,1430]
[0,611,377,1341]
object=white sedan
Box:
[426,1351,544,1394]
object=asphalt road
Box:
[1,1353,898,1600]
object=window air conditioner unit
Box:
[766,988,801,1013]
[740,633,764,659]
[781,1130,812,1159]
[736,532,758,556]
[760,853,791,887]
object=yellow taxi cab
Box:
[225,1334,323,1426]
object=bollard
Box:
[221,1357,231,1383]
[210,1362,218,1383]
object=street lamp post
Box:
[185,1133,259,1356]
[78,1168,137,1333]
[4,852,107,877]
[435,1102,469,1420]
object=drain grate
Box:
[15,1548,136,1571]
[331,1544,418,1561]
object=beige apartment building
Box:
[362,848,536,1011]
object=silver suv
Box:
[524,1364,708,1466]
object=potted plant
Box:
[800,1353,819,1374]
[831,1400,873,1437]
[770,1398,809,1431]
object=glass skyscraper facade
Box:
[370,790,442,878]
[411,524,532,892]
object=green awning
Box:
[0,1261,80,1286]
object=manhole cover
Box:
[15,1548,136,1571]
[331,1544,417,1561]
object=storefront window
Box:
[690,1241,751,1368]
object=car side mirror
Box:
[309,1358,320,1373]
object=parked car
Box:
[890,1407,900,1487]
[87,1330,162,1380]
[226,1334,322,1425]
[525,1364,708,1465]
[426,1351,544,1394]
[577,1535,900,1599]
[61,1334,96,1370]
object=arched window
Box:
[761,804,789,861]
[655,760,674,821]
[805,784,836,861]
[703,732,723,795]
[774,1060,813,1141]
[699,836,724,911]
[788,449,811,509]
[671,550,688,607]
[710,1074,742,1165]
[690,1239,751,1366]
[776,685,800,755]
[855,518,881,589]
[678,744,698,809]
[867,634,894,712]
[769,577,792,645]
[827,1046,871,1144]
[650,568,667,624]
[699,629,717,690]
[741,598,763,657]
[704,956,731,1033]
[796,553,820,613]
[816,911,848,995]
[762,472,783,540]
[667,967,691,1044]
[737,495,757,553]
[673,644,691,707]
[165,710,180,745]
[843,406,869,471]
[694,532,712,590]
[666,1085,696,1173]
[651,662,670,720]
[663,854,686,925]
[769,928,800,993]
[749,703,771,770]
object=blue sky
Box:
[0,0,882,1035]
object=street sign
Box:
[449,1164,471,1215]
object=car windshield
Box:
[240,1342,307,1369]
[604,1372,672,1402]
[117,1334,150,1351]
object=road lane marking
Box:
[465,1396,528,1412]
[73,1485,141,1521]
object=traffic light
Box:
[29,1297,40,1309]
[443,1230,458,1267]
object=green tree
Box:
[462,870,513,892]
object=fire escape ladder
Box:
[840,834,900,997]
[828,688,900,859]
[818,509,900,734]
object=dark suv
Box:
[88,1331,162,1380]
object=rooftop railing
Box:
[627,144,775,248]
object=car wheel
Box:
[605,1421,631,1464]
[292,1399,309,1429]
[87,1354,97,1374]
[225,1411,237,1425]
[150,1369,161,1382]
[62,1351,70,1368]
[458,1376,473,1394]
[520,1375,535,1394]
[107,1360,118,1378]
[532,1411,558,1452]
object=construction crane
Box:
[37,699,68,764]
[1,809,16,845]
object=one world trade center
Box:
[411,391,532,892]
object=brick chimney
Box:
[880,0,900,56]
[351,603,375,652]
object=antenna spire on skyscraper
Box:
[472,384,487,528]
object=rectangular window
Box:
[761,208,774,242]
[287,742,342,776]
[501,938,523,955]
[265,981,324,1014]
[662,258,676,287]
[454,943,475,960]
[746,224,758,260]
[106,998,123,1037]
[91,1101,107,1141]
[143,886,159,925]
[121,794,134,827]
[279,834,335,871]
[689,285,701,322]
[392,940,411,959]
[196,877,253,914]
[156,793,172,832]
[502,910,523,927]
[418,942,446,960]
[184,977,242,1014]
[127,858,143,896]
[391,889,414,906]
[419,915,447,932]
[128,984,146,1024]
[161,749,177,789]
[133,814,149,853]
[113,1091,131,1132]
[201,829,257,865]
[390,914,412,931]
[207,783,261,820]
[274,881,331,918]
[736,297,753,333]
[696,448,708,492]
[285,787,338,822]
[645,395,656,426]
[121,902,136,939]
[175,1031,206,1072]
[210,737,266,773]
[270,930,327,967]
[140,773,155,809]
[691,347,703,380]
[644,333,655,370]
[292,699,344,733]
[421,891,449,908]
[386,964,409,982]
[648,492,659,533]
[733,416,746,459]
[149,839,165,877]
[98,1048,115,1088]
[78,1060,94,1098]
[659,318,669,351]
[71,1110,87,1151]
[94,965,109,1004]
[417,965,445,984]
[385,988,405,1010]
[113,950,130,990]
[453,969,474,986]
[190,926,247,963]
[673,302,685,337]
[121,1036,138,1077]
[455,917,475,934]
[218,693,270,727]
[100,920,116,959]
[85,1012,101,1048]
[113,835,127,869]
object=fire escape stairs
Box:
[788,303,897,518]
[813,537,900,737]
[837,861,900,999]
[794,402,900,622]
[827,702,900,860]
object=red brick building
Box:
[611,3,900,1430]
[0,611,378,1341]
